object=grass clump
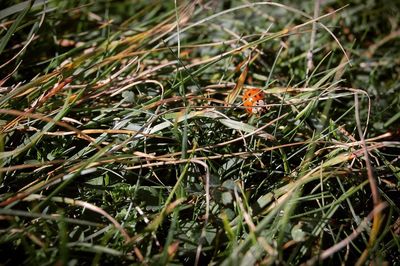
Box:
[0,1,399,265]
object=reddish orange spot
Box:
[242,88,265,114]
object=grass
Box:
[1,0,400,265]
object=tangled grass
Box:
[0,1,399,265]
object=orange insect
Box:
[242,88,266,114]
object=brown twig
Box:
[354,93,383,266]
